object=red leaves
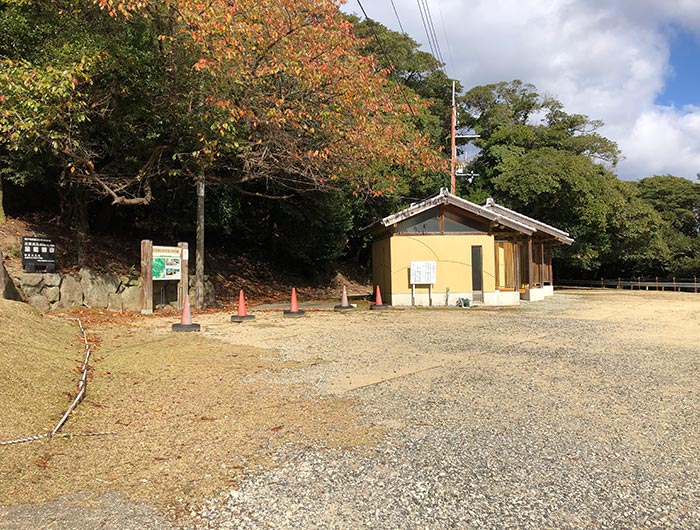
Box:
[193,58,209,72]
[90,0,444,192]
[34,453,52,469]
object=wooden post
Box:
[141,239,153,314]
[673,277,677,291]
[494,242,500,289]
[656,276,659,291]
[637,277,641,290]
[617,277,621,289]
[178,242,189,311]
[694,276,697,294]
[600,277,604,289]
[540,242,545,286]
[513,237,520,292]
[527,238,533,291]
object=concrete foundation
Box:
[392,290,522,307]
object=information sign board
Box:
[410,261,437,285]
[21,236,56,273]
[152,246,182,280]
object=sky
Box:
[342,0,700,181]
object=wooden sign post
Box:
[141,240,153,314]
[141,240,189,314]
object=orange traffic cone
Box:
[283,287,305,318]
[231,289,255,323]
[370,285,389,310]
[172,293,201,331]
[334,285,353,312]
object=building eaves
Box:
[482,198,574,245]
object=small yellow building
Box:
[365,188,574,306]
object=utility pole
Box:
[450,81,457,195]
[450,81,479,195]
[195,170,205,309]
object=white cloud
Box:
[343,0,700,180]
[623,105,700,179]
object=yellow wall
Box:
[388,234,496,295]
[372,237,392,298]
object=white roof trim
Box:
[363,188,574,245]
[373,188,534,235]
[482,198,574,245]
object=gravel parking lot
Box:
[194,289,700,529]
[2,289,699,529]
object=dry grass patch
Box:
[0,299,81,440]
[0,310,380,521]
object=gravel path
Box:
[193,290,700,529]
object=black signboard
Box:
[21,236,56,273]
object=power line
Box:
[416,0,447,74]
[435,0,455,78]
[355,0,417,117]
[423,0,445,65]
[389,0,406,34]
[416,0,438,60]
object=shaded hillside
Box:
[0,214,372,307]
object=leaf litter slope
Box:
[0,299,80,440]
[0,306,379,519]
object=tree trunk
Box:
[58,184,89,265]
[195,171,205,309]
[0,177,6,224]
[74,187,90,266]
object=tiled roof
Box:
[365,188,574,245]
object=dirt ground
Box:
[0,303,380,524]
[1,289,698,528]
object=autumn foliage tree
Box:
[1,0,442,200]
[1,0,445,295]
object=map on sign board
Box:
[410,261,437,285]
[152,246,181,280]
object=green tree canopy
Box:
[461,80,670,276]
[349,15,457,147]
[636,175,700,237]
[634,175,700,275]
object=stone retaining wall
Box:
[1,249,22,301]
[2,262,215,311]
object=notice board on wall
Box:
[410,261,436,285]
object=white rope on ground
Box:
[0,433,50,446]
[0,431,117,447]
[0,318,116,447]
[51,318,91,436]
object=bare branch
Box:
[231,185,293,200]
